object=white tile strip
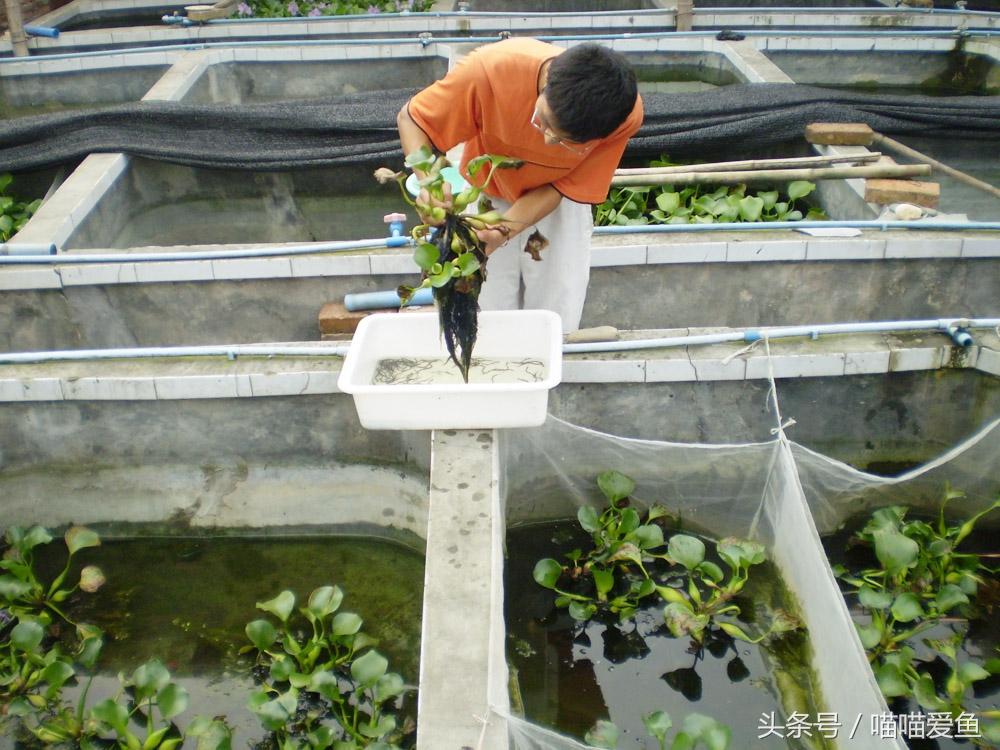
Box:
[561,359,645,383]
[61,377,157,400]
[726,240,807,263]
[0,336,984,401]
[978,347,1000,377]
[885,238,962,259]
[647,241,726,264]
[590,245,647,267]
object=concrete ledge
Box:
[417,429,507,750]
[0,330,993,402]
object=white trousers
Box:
[477,195,593,333]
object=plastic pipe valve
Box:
[384,212,408,247]
[946,323,974,347]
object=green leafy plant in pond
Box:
[532,471,799,646]
[20,655,233,750]
[240,0,433,20]
[658,535,799,645]
[1,525,105,626]
[0,173,42,242]
[585,711,731,750]
[0,525,106,716]
[375,147,522,382]
[245,586,411,749]
[594,156,826,227]
[834,489,1000,742]
[533,470,673,623]
[0,617,98,719]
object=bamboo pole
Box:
[614,152,882,177]
[611,163,931,187]
[873,133,1000,202]
[3,0,30,57]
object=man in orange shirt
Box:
[397,38,643,332]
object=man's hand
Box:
[476,225,510,257]
[416,181,453,227]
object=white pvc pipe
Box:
[2,319,996,364]
[0,344,350,364]
[562,318,1000,353]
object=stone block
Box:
[804,123,875,146]
[864,179,940,209]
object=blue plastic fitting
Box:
[384,212,409,248]
[24,25,59,38]
[947,325,974,347]
[345,287,433,311]
[744,331,762,342]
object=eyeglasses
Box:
[530,105,593,155]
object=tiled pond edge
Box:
[0,329,996,402]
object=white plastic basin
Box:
[337,310,562,430]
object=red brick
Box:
[318,302,395,335]
[805,123,876,147]
[864,179,940,209]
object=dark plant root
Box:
[432,216,486,382]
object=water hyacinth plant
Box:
[594,156,826,227]
[1,527,410,750]
[0,173,41,242]
[532,471,800,645]
[239,0,430,19]
[0,525,104,626]
[375,146,523,382]
[245,586,412,749]
[833,489,1000,743]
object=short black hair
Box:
[545,43,638,143]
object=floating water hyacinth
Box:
[374,149,523,382]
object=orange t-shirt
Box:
[407,38,643,205]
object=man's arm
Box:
[397,104,435,173]
[477,184,562,257]
[397,103,454,222]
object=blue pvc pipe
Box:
[24,25,60,38]
[563,318,1000,354]
[9,25,1000,63]
[0,236,411,263]
[593,220,1000,234]
[345,287,432,311]
[3,317,997,365]
[0,343,350,365]
[0,242,56,256]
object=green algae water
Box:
[504,522,829,750]
[19,535,424,747]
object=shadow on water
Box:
[504,522,828,749]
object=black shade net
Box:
[1,84,997,172]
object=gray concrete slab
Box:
[417,429,507,750]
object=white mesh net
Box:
[489,404,1000,750]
